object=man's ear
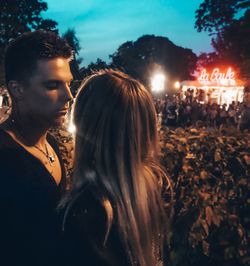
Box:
[7,81,24,99]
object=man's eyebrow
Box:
[44,79,59,82]
[43,79,73,83]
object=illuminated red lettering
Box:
[198,68,235,85]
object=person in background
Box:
[218,104,228,126]
[227,102,237,126]
[238,101,250,131]
[61,70,171,266]
[0,30,73,266]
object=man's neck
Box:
[2,116,49,147]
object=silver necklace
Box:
[10,118,56,166]
[33,143,56,166]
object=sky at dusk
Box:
[43,0,213,66]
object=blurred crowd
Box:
[155,94,250,131]
[0,87,11,123]
[1,85,250,131]
[0,87,10,108]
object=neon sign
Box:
[198,68,236,85]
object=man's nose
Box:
[62,83,74,103]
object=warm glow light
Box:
[151,73,165,92]
[221,89,238,106]
[198,67,236,85]
[64,101,76,134]
[67,120,76,134]
[174,81,180,89]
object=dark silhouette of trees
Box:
[110,35,197,90]
[195,0,250,78]
[62,29,83,95]
[212,11,250,78]
[0,0,57,46]
[86,58,109,72]
[0,0,58,85]
[80,58,110,78]
[195,0,250,35]
[67,58,110,96]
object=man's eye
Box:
[45,82,59,89]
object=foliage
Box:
[0,0,58,85]
[79,58,110,82]
[50,122,250,265]
[62,28,83,95]
[195,0,250,79]
[159,126,250,266]
[196,52,218,70]
[87,58,110,71]
[110,35,197,90]
[195,0,250,35]
[0,0,58,46]
[62,29,81,56]
[76,58,111,96]
[211,10,250,78]
[47,114,250,266]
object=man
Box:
[0,30,73,266]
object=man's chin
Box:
[51,116,66,127]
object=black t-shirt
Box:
[0,129,66,266]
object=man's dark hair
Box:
[4,30,73,85]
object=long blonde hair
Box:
[65,70,170,265]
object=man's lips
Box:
[57,108,68,115]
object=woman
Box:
[61,70,171,266]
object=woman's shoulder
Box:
[72,187,105,222]
[61,185,129,266]
[63,184,107,240]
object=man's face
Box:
[21,57,73,127]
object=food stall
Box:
[180,67,245,106]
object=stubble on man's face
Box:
[21,58,73,128]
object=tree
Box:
[110,35,197,90]
[195,0,250,35]
[62,29,81,56]
[62,28,83,95]
[196,52,218,70]
[0,0,58,46]
[211,10,250,78]
[0,0,58,85]
[195,0,250,78]
[80,58,110,79]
